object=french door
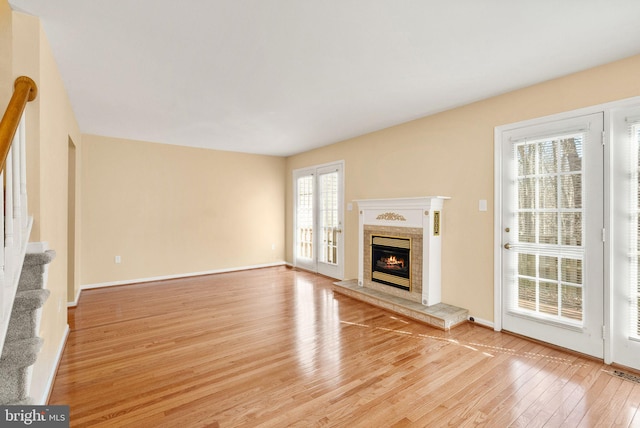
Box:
[611,105,640,370]
[499,113,604,358]
[293,162,344,279]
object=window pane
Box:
[540,282,559,316]
[518,144,536,176]
[539,256,558,281]
[561,258,582,285]
[560,137,582,172]
[518,253,536,277]
[539,213,558,244]
[637,295,640,336]
[561,213,582,246]
[538,140,557,174]
[561,175,582,209]
[518,178,535,209]
[519,212,536,243]
[561,285,583,321]
[540,177,557,209]
[518,278,536,311]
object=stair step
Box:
[7,310,43,342]
[0,337,43,370]
[23,249,56,267]
[7,288,50,341]
[12,289,50,312]
[18,249,55,292]
[0,366,30,404]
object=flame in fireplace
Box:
[382,255,404,269]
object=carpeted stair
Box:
[0,249,55,405]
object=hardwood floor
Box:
[49,267,640,427]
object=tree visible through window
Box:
[514,134,584,322]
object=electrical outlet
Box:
[115,255,121,264]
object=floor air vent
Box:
[611,370,640,384]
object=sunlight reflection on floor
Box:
[294,276,343,384]
[338,318,589,368]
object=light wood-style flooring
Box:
[49,267,640,427]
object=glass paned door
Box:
[319,170,339,265]
[612,105,640,370]
[293,163,344,279]
[296,174,314,264]
[317,165,343,278]
[500,113,604,358]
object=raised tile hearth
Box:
[333,279,468,330]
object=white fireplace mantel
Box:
[355,196,450,306]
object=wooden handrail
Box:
[0,76,37,172]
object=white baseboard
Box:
[80,261,287,292]
[67,287,81,308]
[468,316,494,329]
[37,324,69,405]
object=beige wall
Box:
[10,9,82,404]
[38,21,82,304]
[0,1,11,108]
[80,135,285,285]
[12,12,42,241]
[286,54,640,323]
[13,12,43,241]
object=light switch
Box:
[479,200,488,212]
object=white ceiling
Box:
[8,1,640,156]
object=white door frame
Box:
[494,96,640,364]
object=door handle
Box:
[504,243,511,249]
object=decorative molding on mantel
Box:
[355,196,450,307]
[376,212,406,221]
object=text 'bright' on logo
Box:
[1,406,69,427]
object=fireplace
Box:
[371,235,411,291]
[355,196,449,306]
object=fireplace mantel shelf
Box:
[354,196,450,210]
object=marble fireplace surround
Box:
[355,196,449,307]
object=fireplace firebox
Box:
[371,235,411,291]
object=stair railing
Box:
[0,76,37,356]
